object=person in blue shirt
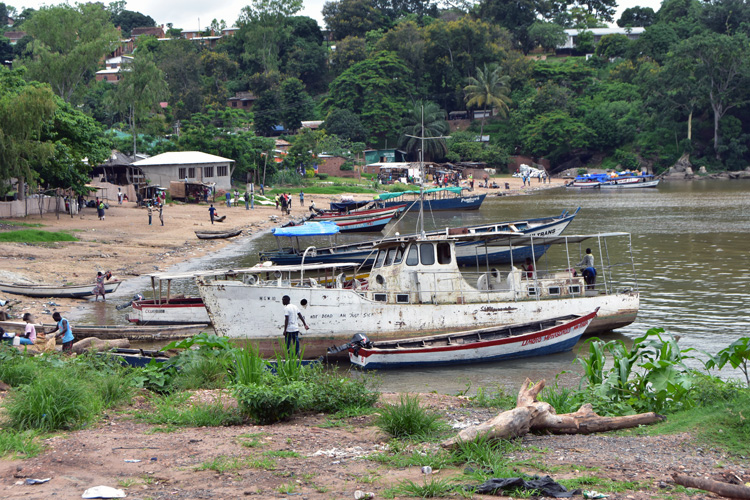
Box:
[225,191,231,208]
[48,312,74,352]
[208,204,217,224]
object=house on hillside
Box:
[364,149,407,165]
[227,91,257,110]
[131,26,166,39]
[95,55,134,83]
[132,151,234,191]
[557,27,645,53]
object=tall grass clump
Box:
[376,394,445,439]
[4,369,102,431]
[234,380,307,425]
[302,364,379,413]
[0,430,43,459]
[229,344,268,385]
[138,392,243,427]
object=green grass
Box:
[137,392,243,428]
[236,432,267,448]
[384,477,460,498]
[0,229,77,242]
[559,476,648,493]
[0,429,44,458]
[0,220,44,227]
[263,450,301,458]
[368,447,456,469]
[194,455,251,473]
[376,394,447,439]
[276,482,297,494]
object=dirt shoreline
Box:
[0,177,565,322]
[0,390,744,500]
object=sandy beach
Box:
[0,176,566,322]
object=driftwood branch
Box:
[673,474,750,499]
[72,337,130,354]
[442,378,665,448]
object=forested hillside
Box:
[1,0,749,193]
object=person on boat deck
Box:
[20,312,37,345]
[282,295,309,358]
[577,248,596,289]
[93,270,112,301]
[522,258,535,278]
[48,312,74,352]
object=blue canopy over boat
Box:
[272,221,340,237]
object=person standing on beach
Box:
[97,200,105,220]
[159,203,164,226]
[251,192,254,209]
[147,204,153,225]
[282,295,309,358]
[244,190,249,210]
[225,191,231,208]
[209,204,217,224]
[117,188,123,204]
[93,271,112,301]
[299,191,304,207]
[47,312,74,352]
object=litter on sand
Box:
[81,485,127,498]
[583,491,608,499]
[25,478,51,485]
[123,459,141,463]
[474,476,582,498]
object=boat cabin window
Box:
[406,244,419,266]
[374,250,386,269]
[394,245,405,264]
[436,243,451,264]
[420,243,435,265]
[384,247,397,266]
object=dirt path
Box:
[1,391,745,500]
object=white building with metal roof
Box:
[132,152,235,190]
[558,27,646,51]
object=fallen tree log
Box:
[441,378,665,448]
[72,337,130,354]
[672,474,750,498]
[673,474,750,499]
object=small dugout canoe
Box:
[195,229,242,240]
[0,281,121,298]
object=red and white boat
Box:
[348,309,598,369]
[309,204,406,223]
[128,297,210,325]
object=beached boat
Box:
[377,187,486,211]
[348,310,598,369]
[309,204,406,222]
[128,297,210,325]
[196,231,639,358]
[0,320,208,341]
[98,348,170,367]
[0,281,122,298]
[260,210,580,268]
[599,175,659,189]
[195,229,242,239]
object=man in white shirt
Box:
[282,295,309,357]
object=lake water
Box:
[85,180,750,394]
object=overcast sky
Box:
[6,0,663,31]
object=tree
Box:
[151,39,203,120]
[519,110,592,162]
[463,63,512,138]
[323,51,416,142]
[238,0,303,24]
[476,0,538,52]
[595,33,630,59]
[398,100,449,160]
[617,6,656,27]
[322,0,385,40]
[323,108,368,142]
[527,22,568,53]
[575,29,595,54]
[253,89,282,136]
[112,53,168,159]
[0,69,57,192]
[110,9,156,37]
[375,21,426,89]
[20,3,120,103]
[330,36,368,74]
[674,33,750,160]
[279,77,313,133]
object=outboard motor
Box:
[326,333,372,356]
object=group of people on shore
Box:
[1,311,74,352]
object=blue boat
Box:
[260,209,580,267]
[376,187,486,211]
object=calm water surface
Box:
[84,180,750,393]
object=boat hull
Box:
[0,281,121,298]
[197,280,638,358]
[127,298,211,325]
[599,179,660,189]
[383,193,486,211]
[349,312,596,369]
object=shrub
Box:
[376,394,445,439]
[4,369,101,431]
[302,366,379,413]
[229,344,269,386]
[234,381,307,425]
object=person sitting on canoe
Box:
[20,312,37,345]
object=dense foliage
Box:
[2,0,749,193]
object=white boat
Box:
[195,232,639,358]
[348,310,598,369]
[0,281,121,298]
[599,177,660,189]
[126,272,214,325]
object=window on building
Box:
[231,101,237,107]
[178,168,186,179]
[217,165,228,177]
[204,166,214,178]
[188,168,195,178]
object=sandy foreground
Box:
[0,177,565,322]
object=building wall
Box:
[0,196,58,218]
[141,162,232,190]
[317,157,361,179]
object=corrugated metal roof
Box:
[131,151,234,166]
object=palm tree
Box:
[463,63,512,138]
[399,100,450,161]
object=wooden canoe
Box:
[195,229,242,240]
[0,281,122,298]
[348,310,598,369]
[0,320,210,341]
